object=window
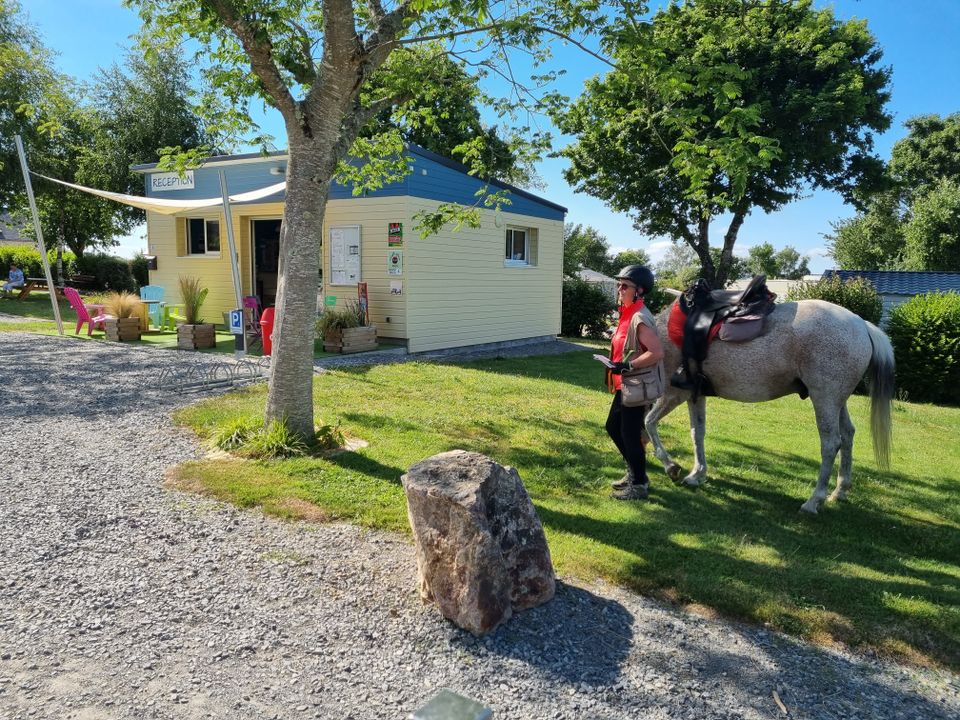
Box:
[505,227,537,267]
[187,218,220,255]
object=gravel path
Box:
[1,332,957,720]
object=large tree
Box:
[829,113,960,270]
[745,242,809,279]
[129,0,610,437]
[556,0,891,287]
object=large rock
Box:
[401,450,555,635]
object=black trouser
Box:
[605,391,648,485]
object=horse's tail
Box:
[865,321,895,470]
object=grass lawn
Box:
[172,348,960,670]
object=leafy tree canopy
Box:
[745,242,810,279]
[830,113,960,271]
[562,223,649,278]
[556,0,891,286]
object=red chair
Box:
[63,287,107,336]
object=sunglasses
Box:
[616,282,636,290]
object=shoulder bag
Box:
[620,309,665,407]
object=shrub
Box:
[887,292,960,405]
[561,279,615,338]
[73,253,137,292]
[316,301,365,339]
[103,291,141,319]
[178,275,209,324]
[786,275,883,325]
[129,253,149,288]
[0,244,76,279]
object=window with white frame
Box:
[187,218,221,255]
[505,227,537,266]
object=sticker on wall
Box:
[388,222,403,247]
[324,295,338,306]
[390,280,403,296]
[387,250,403,275]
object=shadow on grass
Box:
[533,432,960,668]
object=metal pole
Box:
[218,171,246,357]
[14,135,63,335]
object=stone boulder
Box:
[401,450,555,635]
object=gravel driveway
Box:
[1,333,957,720]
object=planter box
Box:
[323,325,377,354]
[177,323,217,350]
[104,317,142,342]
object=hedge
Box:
[0,245,140,292]
[561,279,615,338]
[0,245,76,279]
[786,275,883,325]
[887,292,960,405]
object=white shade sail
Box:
[31,172,286,214]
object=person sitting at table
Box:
[1,263,25,296]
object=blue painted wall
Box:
[140,147,565,221]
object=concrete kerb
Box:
[312,336,586,372]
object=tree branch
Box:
[203,0,299,122]
[395,24,614,68]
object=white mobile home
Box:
[133,146,566,352]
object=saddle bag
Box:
[620,362,665,407]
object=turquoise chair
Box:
[139,285,165,328]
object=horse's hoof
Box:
[682,476,702,488]
[827,491,847,503]
[666,464,683,483]
[800,501,819,514]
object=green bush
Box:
[887,292,960,405]
[561,279,615,338]
[129,253,149,288]
[74,253,137,292]
[786,275,883,325]
[0,244,76,279]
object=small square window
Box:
[505,227,537,267]
[187,218,220,255]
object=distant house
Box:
[728,275,820,300]
[132,145,566,353]
[0,213,31,246]
[575,267,617,300]
[822,269,960,321]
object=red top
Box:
[610,298,645,391]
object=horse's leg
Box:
[801,395,843,514]
[683,396,708,487]
[645,390,687,482]
[828,404,855,502]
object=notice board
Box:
[329,225,361,285]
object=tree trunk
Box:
[264,142,333,437]
[693,216,715,286]
[715,209,747,288]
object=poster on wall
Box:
[388,222,403,247]
[387,250,403,275]
[329,225,361,284]
[357,282,370,324]
[390,280,403,296]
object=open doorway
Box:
[251,218,282,308]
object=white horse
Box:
[644,299,895,513]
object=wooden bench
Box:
[16,278,65,301]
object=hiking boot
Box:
[611,472,633,490]
[611,482,649,501]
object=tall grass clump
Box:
[178,275,209,324]
[103,291,141,318]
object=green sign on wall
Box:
[324,295,337,307]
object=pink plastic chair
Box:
[242,296,263,338]
[64,287,107,336]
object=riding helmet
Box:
[614,265,654,294]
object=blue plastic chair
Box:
[139,285,165,328]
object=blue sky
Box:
[24,0,960,270]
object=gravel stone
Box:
[0,332,957,720]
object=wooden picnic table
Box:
[17,278,65,301]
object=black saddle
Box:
[673,275,775,398]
